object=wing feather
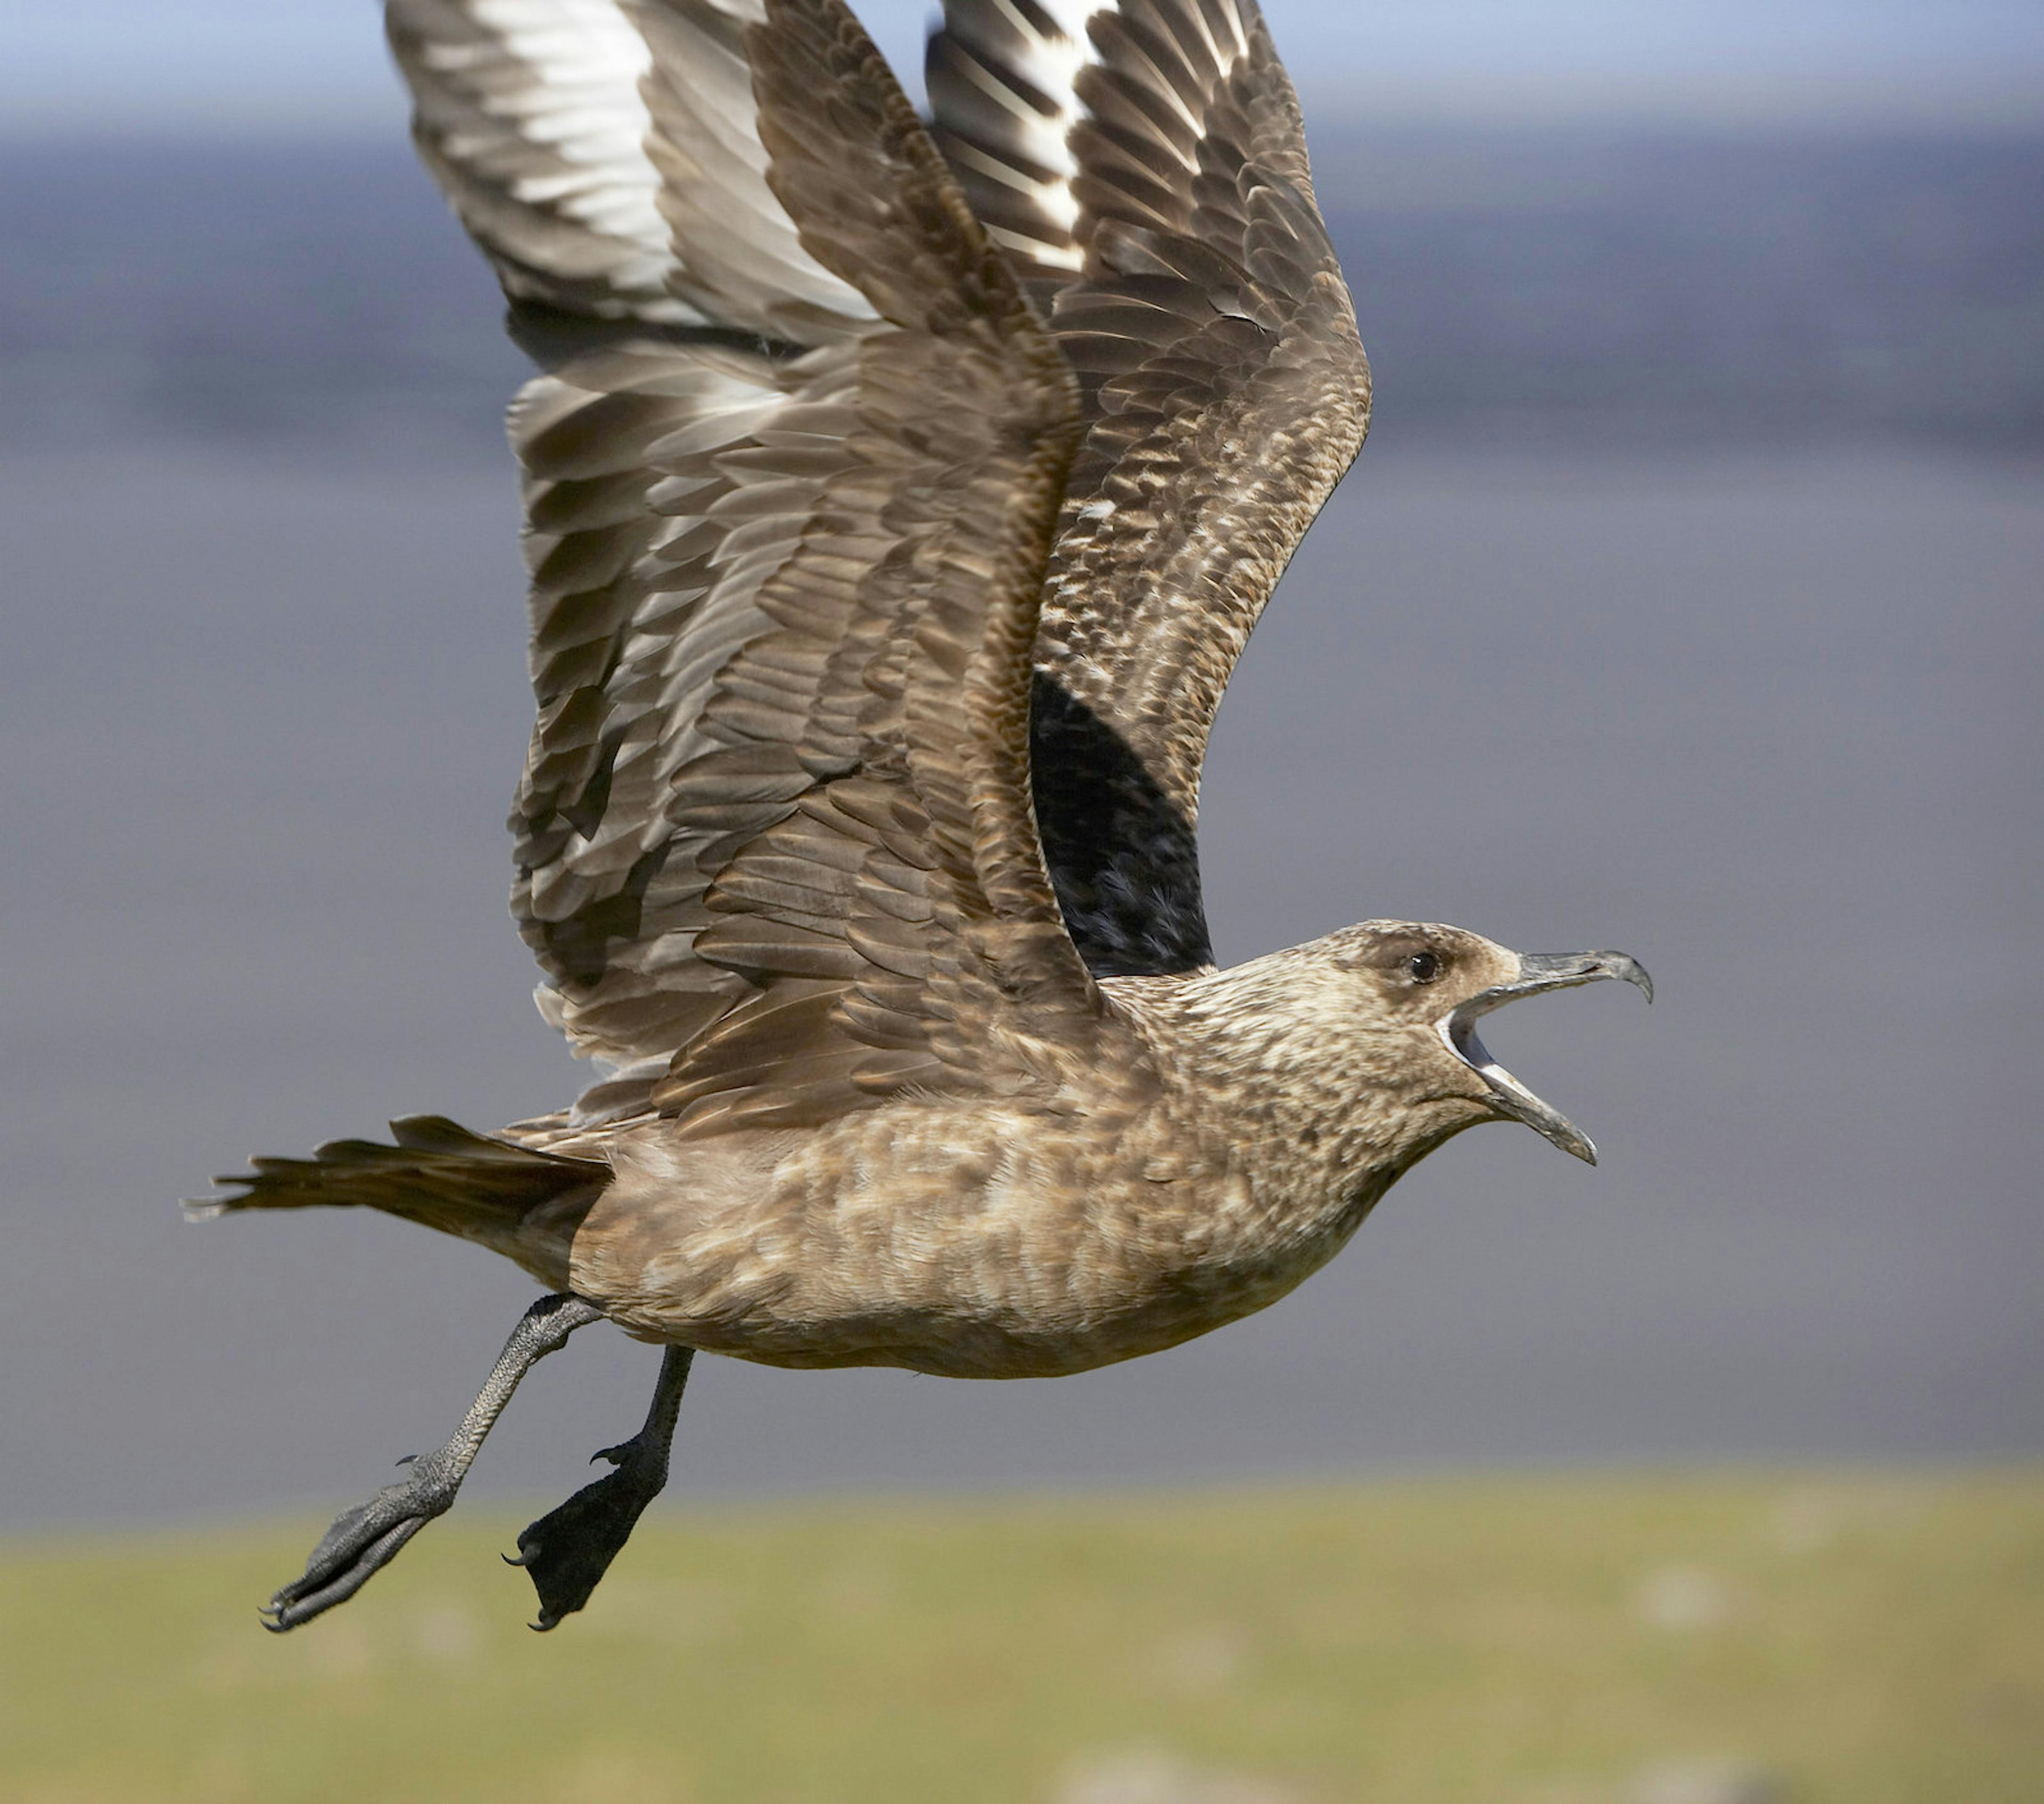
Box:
[391,0,1112,1128]
[929,0,1370,975]
[389,0,693,320]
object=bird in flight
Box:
[204,0,1650,1632]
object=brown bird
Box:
[202,0,1650,1632]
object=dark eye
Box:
[1407,952,1440,983]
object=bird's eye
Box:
[1407,952,1440,983]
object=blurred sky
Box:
[8,0,2044,137]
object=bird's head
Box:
[1313,921,1653,1165]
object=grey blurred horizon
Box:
[2,0,2039,1539]
[10,0,2044,136]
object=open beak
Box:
[1436,951,1653,1164]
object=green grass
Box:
[4,1472,2040,1803]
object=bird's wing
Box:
[390,0,1107,1131]
[927,0,1370,974]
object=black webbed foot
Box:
[509,1439,669,1629]
[262,1452,458,1632]
[508,1344,694,1630]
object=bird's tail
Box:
[190,1114,610,1288]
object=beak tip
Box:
[1605,953,1653,1005]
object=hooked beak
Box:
[1437,951,1653,1165]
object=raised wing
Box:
[927,0,1371,975]
[390,0,1105,1130]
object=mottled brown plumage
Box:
[206,0,1646,1632]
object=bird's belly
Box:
[566,1109,1370,1379]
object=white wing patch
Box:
[393,0,694,318]
[460,0,665,248]
[929,0,1250,270]
[392,0,878,333]
[947,1,1104,266]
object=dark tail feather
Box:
[191,1115,610,1280]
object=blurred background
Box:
[3,3,2039,1799]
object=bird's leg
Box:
[262,1291,606,1632]
[508,1344,694,1630]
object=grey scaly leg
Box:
[508,1344,694,1630]
[263,1291,606,1632]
